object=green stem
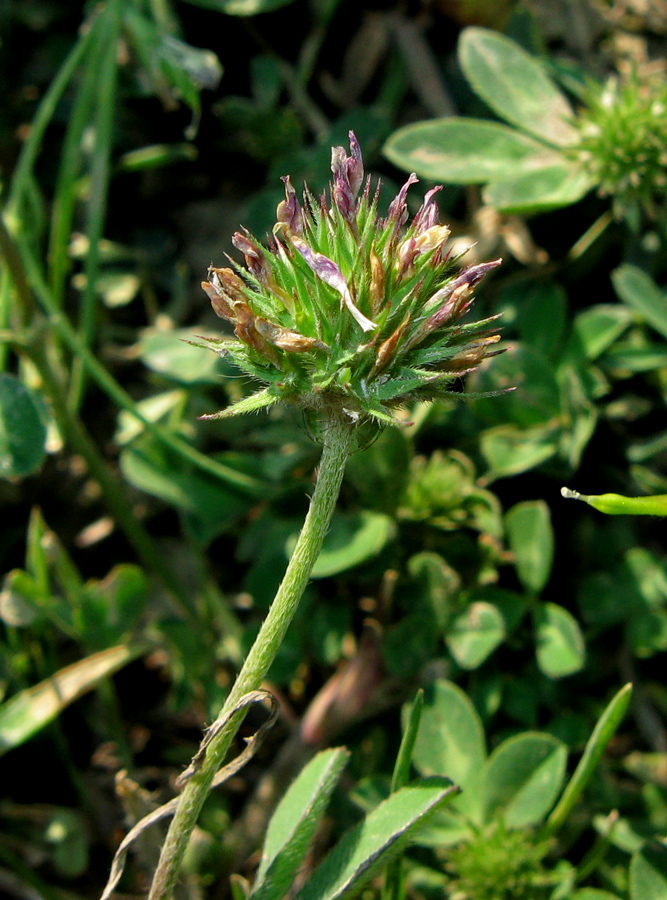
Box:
[29,339,195,622]
[7,9,101,218]
[69,0,121,409]
[147,415,355,900]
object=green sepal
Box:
[199,388,279,420]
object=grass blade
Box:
[543,683,632,838]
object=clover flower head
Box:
[574,73,667,220]
[199,132,503,429]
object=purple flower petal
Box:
[276,176,303,236]
[347,131,364,195]
[232,232,272,284]
[413,186,442,233]
[386,173,418,230]
[292,237,376,332]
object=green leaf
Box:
[612,265,667,342]
[117,142,198,172]
[459,27,577,146]
[407,552,460,631]
[483,162,594,214]
[470,344,561,429]
[566,305,634,362]
[0,570,43,626]
[115,390,185,445]
[481,732,567,827]
[627,609,667,657]
[80,564,149,650]
[0,373,47,478]
[509,280,567,360]
[570,890,623,899]
[535,602,585,678]
[605,344,667,372]
[294,778,459,900]
[413,680,485,822]
[252,748,350,900]
[383,118,563,185]
[289,511,395,578]
[344,427,411,515]
[480,424,558,481]
[139,329,228,384]
[505,500,554,594]
[630,842,667,900]
[0,644,145,754]
[445,601,505,669]
[182,0,295,12]
[545,684,632,837]
[120,433,254,543]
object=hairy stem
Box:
[148,414,355,900]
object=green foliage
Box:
[384,26,667,224]
[445,822,555,900]
[2,2,667,898]
[0,373,47,477]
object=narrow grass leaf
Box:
[0,644,145,754]
[48,19,103,305]
[544,683,632,837]
[69,3,121,408]
[393,690,424,793]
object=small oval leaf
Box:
[535,602,585,678]
[482,163,594,214]
[289,511,395,578]
[446,601,505,669]
[505,500,554,594]
[384,119,563,185]
[612,265,667,342]
[0,373,47,479]
[459,27,577,146]
[630,842,667,900]
[481,732,567,827]
[413,679,486,784]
